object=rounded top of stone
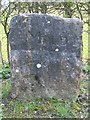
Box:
[11,13,83,24]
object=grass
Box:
[1,63,89,118]
[2,79,12,99]
[2,97,75,118]
[1,77,89,118]
[1,77,75,118]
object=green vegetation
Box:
[0,2,90,119]
[2,97,76,118]
[0,64,10,79]
[1,63,89,118]
[1,79,89,118]
[2,79,12,99]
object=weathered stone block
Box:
[9,13,83,100]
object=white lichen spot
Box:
[55,48,59,52]
[44,29,49,33]
[71,72,75,79]
[66,65,69,68]
[47,21,50,23]
[67,58,69,60]
[36,63,41,68]
[16,20,18,23]
[16,69,19,73]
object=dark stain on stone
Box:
[20,81,27,91]
[34,75,41,84]
[35,75,39,80]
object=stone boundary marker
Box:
[9,13,83,100]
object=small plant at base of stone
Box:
[0,63,10,80]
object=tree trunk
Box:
[0,41,4,66]
[88,2,90,64]
[3,24,10,65]
[7,37,10,65]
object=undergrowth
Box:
[0,63,90,118]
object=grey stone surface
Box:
[9,13,83,100]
